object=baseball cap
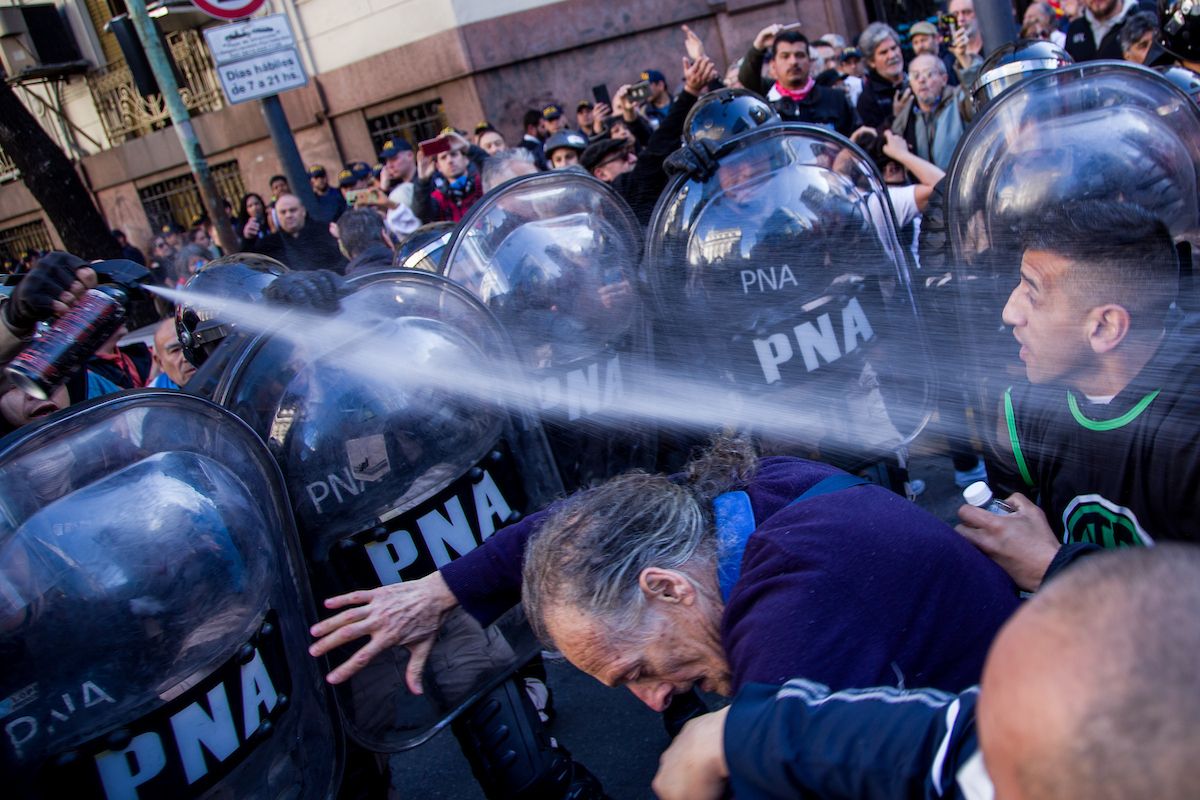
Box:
[337,168,356,188]
[350,161,373,182]
[542,104,564,120]
[379,138,413,159]
[544,130,589,155]
[474,121,496,134]
[577,99,593,110]
[372,163,384,180]
[641,69,666,84]
[814,68,847,87]
[307,164,327,177]
[909,21,939,38]
[580,138,629,172]
[840,47,863,61]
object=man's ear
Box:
[1086,304,1131,354]
[638,568,696,606]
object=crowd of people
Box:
[3,1,1200,798]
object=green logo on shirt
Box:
[1063,494,1153,548]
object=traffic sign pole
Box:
[260,94,319,220]
[126,0,239,253]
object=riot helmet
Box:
[214,269,562,750]
[1157,63,1200,103]
[175,253,288,366]
[441,171,656,489]
[683,88,779,144]
[393,221,456,271]
[1161,0,1200,62]
[645,123,935,462]
[0,391,341,799]
[968,38,1073,110]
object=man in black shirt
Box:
[242,193,347,273]
[957,201,1200,590]
[738,26,857,136]
[1066,0,1155,60]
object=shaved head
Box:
[979,546,1200,800]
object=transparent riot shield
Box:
[946,61,1200,473]
[213,270,562,752]
[440,171,656,490]
[644,123,935,469]
[0,390,341,800]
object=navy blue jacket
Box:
[441,457,1019,693]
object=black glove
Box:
[262,270,346,313]
[3,251,91,333]
[664,138,722,183]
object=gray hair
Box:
[336,207,387,259]
[1119,10,1158,52]
[910,52,948,76]
[521,437,757,647]
[482,147,539,192]
[821,33,847,49]
[858,22,900,61]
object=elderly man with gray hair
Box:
[310,438,1019,714]
[890,53,973,170]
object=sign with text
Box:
[203,14,308,105]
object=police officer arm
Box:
[0,252,97,364]
[655,680,984,800]
[309,508,549,687]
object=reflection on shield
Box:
[645,123,934,469]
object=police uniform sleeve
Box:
[724,680,983,800]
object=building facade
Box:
[0,0,871,258]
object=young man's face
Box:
[478,131,506,155]
[385,150,415,180]
[1002,249,1092,384]
[270,178,290,197]
[772,41,812,90]
[545,116,567,134]
[311,173,329,192]
[436,147,469,179]
[550,148,580,169]
[577,107,594,129]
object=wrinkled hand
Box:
[892,86,913,116]
[754,23,784,51]
[309,572,459,690]
[949,25,973,67]
[956,493,1060,592]
[4,252,97,333]
[881,129,911,160]
[682,24,706,62]
[683,55,718,96]
[665,137,722,182]
[263,269,346,313]
[652,707,730,800]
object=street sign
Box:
[190,0,267,21]
[203,14,308,106]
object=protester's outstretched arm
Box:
[739,24,780,95]
[654,679,982,800]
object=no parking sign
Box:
[190,0,266,21]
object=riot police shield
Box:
[440,171,656,490]
[213,270,562,752]
[946,61,1200,472]
[644,123,935,470]
[0,390,341,800]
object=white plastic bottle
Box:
[963,481,1017,515]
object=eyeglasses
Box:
[597,147,635,170]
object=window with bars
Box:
[366,99,447,156]
[0,219,54,263]
[137,161,245,232]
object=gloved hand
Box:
[3,252,96,334]
[664,138,723,183]
[262,269,346,313]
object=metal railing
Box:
[86,29,225,145]
[0,147,19,184]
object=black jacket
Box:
[857,69,903,129]
[344,242,395,278]
[245,217,347,273]
[611,89,699,226]
[738,45,858,136]
[1065,0,1156,61]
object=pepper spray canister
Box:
[5,285,128,400]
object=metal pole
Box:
[124,0,240,254]
[975,0,1019,57]
[260,93,319,217]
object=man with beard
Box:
[1066,0,1155,60]
[890,54,972,170]
[738,26,857,135]
[857,22,907,128]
